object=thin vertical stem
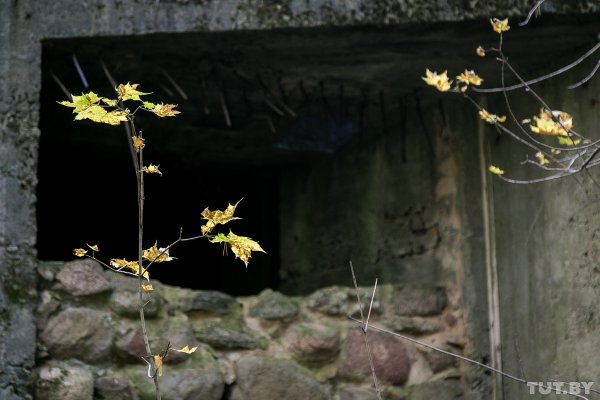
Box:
[130,120,161,399]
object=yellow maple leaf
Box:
[476,46,486,57]
[226,231,266,268]
[174,345,198,354]
[201,200,242,235]
[557,136,581,146]
[142,284,154,292]
[456,70,483,86]
[490,18,510,34]
[479,109,507,124]
[422,69,452,92]
[153,355,164,377]
[143,164,162,176]
[489,165,505,175]
[87,244,100,252]
[153,103,180,117]
[535,151,550,166]
[529,109,572,136]
[73,248,87,257]
[110,258,150,280]
[116,83,150,101]
[132,136,145,152]
[142,242,175,263]
[59,92,102,112]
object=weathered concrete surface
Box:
[487,61,600,399]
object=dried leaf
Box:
[116,83,150,101]
[535,151,550,166]
[174,345,198,354]
[110,258,150,280]
[87,244,100,252]
[530,109,572,136]
[143,164,162,176]
[489,165,505,175]
[132,136,145,152]
[476,46,486,57]
[225,231,266,268]
[456,70,483,86]
[479,109,506,124]
[201,200,242,235]
[153,103,180,117]
[422,69,452,92]
[490,18,510,34]
[153,355,164,377]
[142,284,154,292]
[557,136,581,146]
[142,242,175,263]
[101,98,118,107]
[73,248,87,257]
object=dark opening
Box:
[37,20,596,295]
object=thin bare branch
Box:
[518,0,546,27]
[473,42,600,93]
[569,59,600,89]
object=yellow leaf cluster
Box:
[110,258,149,280]
[59,92,129,126]
[457,70,483,86]
[143,164,162,176]
[201,200,242,235]
[73,248,87,257]
[422,69,452,92]
[529,109,572,136]
[116,83,150,101]
[142,242,175,263]
[489,165,505,175]
[557,136,581,146]
[490,18,510,34]
[153,103,180,117]
[479,109,506,124]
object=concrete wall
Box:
[486,64,600,398]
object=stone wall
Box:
[36,258,464,400]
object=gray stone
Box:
[421,348,458,373]
[53,259,111,296]
[340,330,410,385]
[194,322,265,350]
[338,387,379,400]
[285,322,341,365]
[160,317,195,365]
[410,380,463,400]
[187,290,236,315]
[35,363,94,400]
[160,367,224,400]
[95,375,137,400]
[234,356,329,400]
[249,289,299,320]
[41,307,113,363]
[36,290,60,327]
[110,289,161,318]
[392,286,447,316]
[114,326,146,362]
[305,286,382,317]
[386,316,442,335]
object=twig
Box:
[518,0,546,27]
[50,72,71,100]
[72,54,89,88]
[348,262,383,400]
